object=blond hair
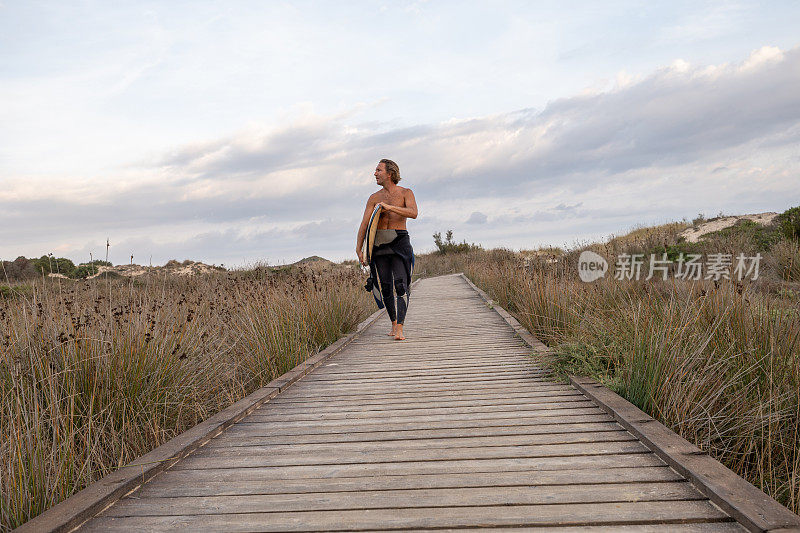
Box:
[380,159,401,184]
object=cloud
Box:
[466,211,488,224]
[2,46,799,264]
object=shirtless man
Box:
[356,159,418,340]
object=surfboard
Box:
[362,204,383,264]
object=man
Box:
[356,159,418,340]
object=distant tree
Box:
[433,230,482,254]
[33,255,77,278]
[1,256,39,281]
[778,206,800,240]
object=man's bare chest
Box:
[378,190,405,207]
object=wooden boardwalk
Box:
[70,275,780,531]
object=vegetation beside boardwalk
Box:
[0,266,373,531]
[416,208,800,514]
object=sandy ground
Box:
[680,212,779,242]
[77,261,221,279]
[45,257,344,280]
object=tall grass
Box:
[417,242,800,513]
[0,266,372,531]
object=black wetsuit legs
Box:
[374,254,408,324]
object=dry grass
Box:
[0,266,373,531]
[416,226,800,513]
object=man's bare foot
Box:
[394,325,405,341]
[388,322,398,336]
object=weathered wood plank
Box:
[203,430,636,453]
[136,466,685,497]
[84,501,732,532]
[103,482,703,516]
[398,526,746,532]
[305,365,542,379]
[175,441,650,469]
[267,389,584,408]
[218,421,624,443]
[275,382,572,400]
[241,406,606,428]
[249,399,597,421]
[225,413,616,437]
[162,453,668,481]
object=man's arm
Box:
[380,189,418,219]
[356,195,378,263]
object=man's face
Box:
[375,162,390,185]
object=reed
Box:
[0,266,372,531]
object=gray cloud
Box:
[2,46,799,264]
[466,211,488,224]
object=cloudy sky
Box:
[1,1,799,266]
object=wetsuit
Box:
[368,229,414,324]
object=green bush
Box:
[0,257,38,281]
[659,240,702,262]
[778,206,800,240]
[73,260,112,279]
[0,284,33,299]
[32,256,77,278]
[74,265,97,279]
[433,230,482,254]
[703,219,783,252]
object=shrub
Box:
[0,257,38,282]
[778,206,800,240]
[32,256,77,278]
[433,230,482,254]
[0,285,33,299]
[703,219,782,252]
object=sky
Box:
[1,1,799,267]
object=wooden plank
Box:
[218,421,624,444]
[249,399,598,421]
[279,378,561,394]
[175,441,650,469]
[136,466,686,498]
[274,383,573,401]
[83,501,732,532]
[306,365,547,376]
[246,395,590,415]
[224,413,615,437]
[204,430,636,452]
[161,453,668,481]
[335,353,534,362]
[294,371,552,384]
[267,388,584,407]
[104,482,703,516]
[241,406,606,428]
[398,526,746,532]
[317,357,534,369]
[306,363,539,378]
[301,371,550,384]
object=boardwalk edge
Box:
[571,376,800,533]
[15,303,386,533]
[457,271,800,532]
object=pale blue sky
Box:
[1,1,799,265]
